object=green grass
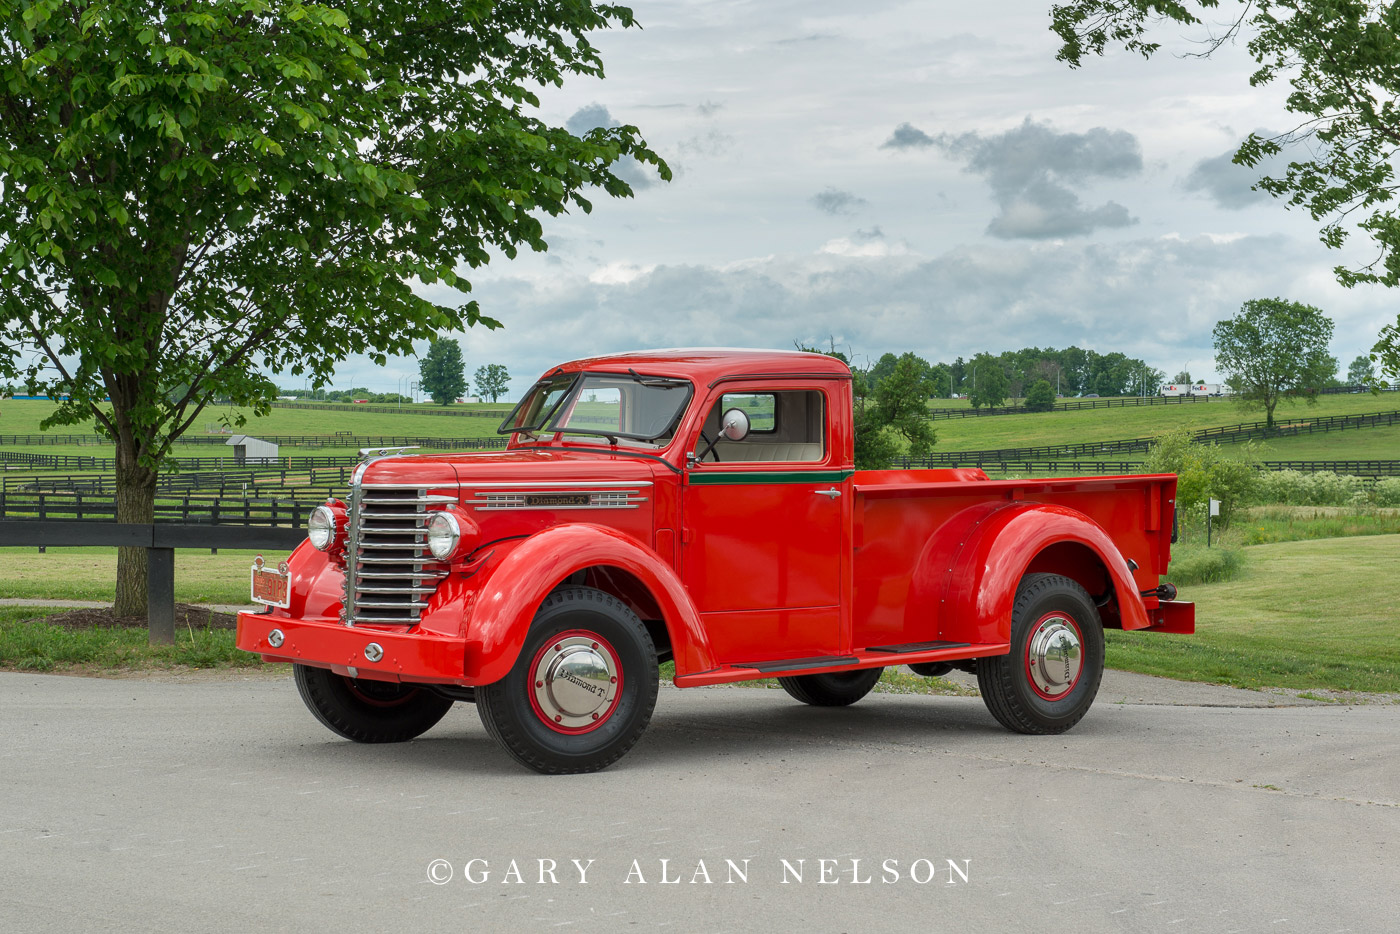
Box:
[934,393,1396,451]
[1161,543,1246,586]
[1180,505,1400,547]
[0,399,507,441]
[1108,534,1400,693]
[1245,425,1400,460]
[0,606,269,672]
[0,547,270,604]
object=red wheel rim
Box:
[527,629,623,734]
[1023,612,1084,701]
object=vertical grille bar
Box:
[344,481,448,626]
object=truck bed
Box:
[850,468,1178,650]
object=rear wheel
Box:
[778,667,884,707]
[477,587,659,774]
[294,664,454,743]
[977,573,1104,734]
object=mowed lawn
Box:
[0,547,269,605]
[1106,534,1400,693]
[933,393,1399,451]
[0,399,509,442]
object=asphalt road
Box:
[2,671,1397,934]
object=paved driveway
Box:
[2,671,1396,933]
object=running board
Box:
[865,640,970,654]
[745,655,860,674]
[673,642,1009,688]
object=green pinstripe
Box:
[687,469,853,485]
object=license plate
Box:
[251,559,290,608]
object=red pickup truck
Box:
[238,349,1193,773]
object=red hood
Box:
[358,448,664,487]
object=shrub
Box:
[1163,544,1245,586]
[1375,478,1400,506]
[1144,429,1260,529]
[1253,470,1376,506]
[1023,379,1056,412]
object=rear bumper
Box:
[236,611,471,684]
[1134,599,1195,635]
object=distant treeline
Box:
[859,346,1165,400]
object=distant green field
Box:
[4,394,1397,469]
[0,399,510,440]
[1246,425,1400,461]
[933,394,1397,451]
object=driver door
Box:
[680,386,847,664]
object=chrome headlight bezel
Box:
[308,504,339,551]
[426,511,462,561]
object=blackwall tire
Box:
[777,667,884,707]
[476,587,659,774]
[293,664,454,743]
[977,573,1105,735]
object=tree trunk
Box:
[114,456,158,618]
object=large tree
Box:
[968,353,1009,409]
[1049,0,1400,382]
[1347,354,1375,386]
[419,338,467,406]
[871,354,937,459]
[1213,298,1337,429]
[473,363,510,403]
[0,0,666,614]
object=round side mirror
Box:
[719,407,751,442]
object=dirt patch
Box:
[22,603,240,632]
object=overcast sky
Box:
[339,0,1389,398]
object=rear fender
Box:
[463,524,713,684]
[929,502,1148,646]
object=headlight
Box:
[426,511,462,560]
[308,503,341,551]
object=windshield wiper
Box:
[626,368,683,389]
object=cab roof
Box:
[544,348,852,386]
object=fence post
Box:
[148,547,176,645]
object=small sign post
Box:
[1207,498,1221,547]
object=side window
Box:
[694,390,826,463]
[720,393,776,432]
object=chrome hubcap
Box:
[1027,616,1083,699]
[530,633,620,732]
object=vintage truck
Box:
[237,349,1194,773]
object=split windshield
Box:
[498,372,693,446]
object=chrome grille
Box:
[344,483,451,626]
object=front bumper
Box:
[236,611,472,684]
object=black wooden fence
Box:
[893,457,1400,477]
[925,384,1397,420]
[914,410,1400,464]
[0,521,305,644]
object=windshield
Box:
[498,372,693,446]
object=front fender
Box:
[934,502,1148,645]
[463,524,714,684]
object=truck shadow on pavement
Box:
[289,691,1041,776]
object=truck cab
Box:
[238,349,1193,773]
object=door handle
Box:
[814,488,841,499]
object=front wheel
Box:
[977,573,1105,734]
[778,667,884,706]
[294,664,455,743]
[477,587,659,774]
